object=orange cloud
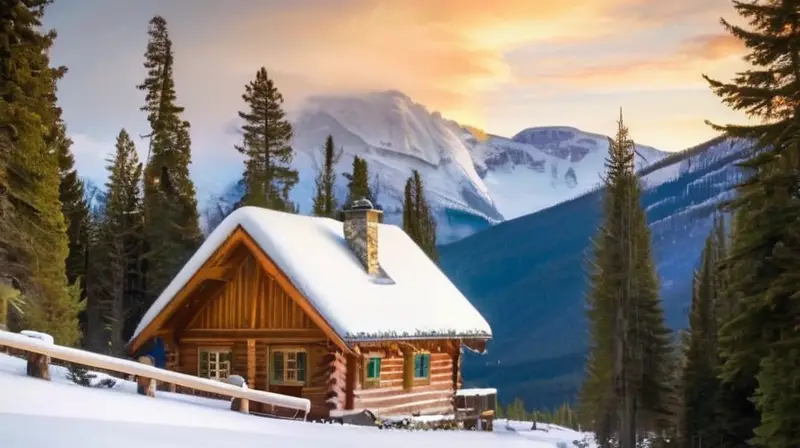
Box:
[517,33,747,91]
[177,0,702,126]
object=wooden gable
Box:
[128,226,351,354]
[185,254,318,332]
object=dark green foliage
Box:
[579,113,672,448]
[0,0,83,345]
[57,123,90,292]
[704,2,800,447]
[311,135,341,218]
[137,15,202,315]
[680,217,726,447]
[66,362,96,386]
[234,67,298,212]
[402,170,438,262]
[90,130,144,354]
[343,156,374,206]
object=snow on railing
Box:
[0,330,310,419]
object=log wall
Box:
[352,342,459,417]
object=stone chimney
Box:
[343,198,382,275]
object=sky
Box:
[42,0,753,201]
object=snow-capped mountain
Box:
[456,125,667,220]
[216,90,669,243]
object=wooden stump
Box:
[136,355,156,397]
[26,352,51,381]
[20,330,54,381]
[227,375,249,414]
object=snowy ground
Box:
[0,353,591,447]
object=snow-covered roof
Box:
[131,206,492,345]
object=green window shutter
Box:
[272,351,284,382]
[199,350,209,378]
[366,357,381,379]
[414,353,430,378]
[297,352,307,382]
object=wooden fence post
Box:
[21,331,53,381]
[136,355,156,397]
[227,375,249,414]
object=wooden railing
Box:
[0,330,310,419]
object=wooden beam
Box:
[169,279,229,337]
[237,230,353,355]
[179,329,328,341]
[195,266,228,281]
[128,230,248,353]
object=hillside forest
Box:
[1,1,800,448]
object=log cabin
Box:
[127,199,492,419]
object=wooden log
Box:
[136,355,156,397]
[227,375,249,414]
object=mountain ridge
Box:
[213,90,670,243]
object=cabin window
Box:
[271,349,307,385]
[363,356,382,388]
[413,353,430,379]
[198,348,231,381]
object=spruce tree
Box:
[704,2,800,446]
[579,113,672,448]
[95,130,143,354]
[311,135,341,218]
[137,15,202,316]
[343,156,373,206]
[234,67,298,212]
[402,170,438,262]
[680,218,726,448]
[0,0,84,345]
[57,123,89,291]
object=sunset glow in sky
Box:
[44,0,754,198]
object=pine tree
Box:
[680,218,726,448]
[311,135,341,218]
[57,123,89,291]
[94,130,143,354]
[234,67,298,212]
[137,15,202,317]
[402,170,438,262]
[579,112,672,448]
[704,2,800,446]
[343,156,373,206]
[0,0,84,345]
[56,121,91,341]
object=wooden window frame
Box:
[197,347,232,381]
[269,346,308,386]
[361,354,383,389]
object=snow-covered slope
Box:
[0,352,593,447]
[458,126,667,220]
[214,90,669,244]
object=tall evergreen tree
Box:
[402,170,438,262]
[704,1,800,446]
[579,113,672,448]
[234,67,298,212]
[57,123,89,291]
[0,0,84,345]
[680,217,726,448]
[311,135,341,218]
[94,130,143,354]
[137,15,202,315]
